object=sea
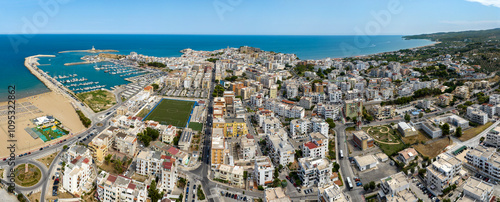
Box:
[0,34,434,102]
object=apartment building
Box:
[426,153,462,196]
[136,150,163,176]
[214,164,245,187]
[343,99,363,120]
[158,156,177,193]
[378,172,410,200]
[161,125,177,144]
[467,105,489,125]
[63,151,94,195]
[254,156,275,186]
[453,86,470,99]
[96,171,148,202]
[318,184,347,202]
[465,146,500,181]
[114,132,137,157]
[88,133,111,163]
[303,132,328,159]
[211,128,228,168]
[298,157,333,187]
[213,118,249,138]
[240,134,256,161]
[266,134,295,165]
[370,105,395,120]
[485,126,500,147]
[462,177,494,202]
[263,117,282,134]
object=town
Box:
[2,29,500,202]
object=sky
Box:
[1,0,499,35]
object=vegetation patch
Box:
[401,130,431,145]
[414,138,452,158]
[77,90,116,112]
[188,122,203,131]
[14,164,42,187]
[76,110,91,128]
[459,122,493,141]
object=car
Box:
[448,193,453,197]
[2,158,5,161]
[57,168,61,171]
[231,194,234,198]
[40,147,44,150]
[225,193,229,197]
[234,194,238,199]
[28,152,31,154]
[243,196,247,201]
[52,176,55,180]
[193,194,195,198]
[193,185,196,189]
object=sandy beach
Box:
[0,86,85,158]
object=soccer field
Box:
[144,99,195,128]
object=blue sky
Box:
[1,0,499,35]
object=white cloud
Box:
[466,0,500,8]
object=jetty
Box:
[58,46,118,54]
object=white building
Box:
[265,187,291,202]
[485,126,500,147]
[318,184,347,202]
[378,172,410,200]
[63,152,94,195]
[96,171,148,202]
[254,156,275,186]
[298,157,333,187]
[465,146,500,181]
[353,155,378,171]
[467,105,489,125]
[266,134,295,165]
[462,177,494,202]
[426,153,462,196]
[240,134,256,160]
[263,117,282,134]
[214,164,245,187]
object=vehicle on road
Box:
[340,150,344,159]
[346,177,353,190]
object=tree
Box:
[148,180,162,202]
[243,171,248,181]
[332,162,340,172]
[419,112,424,118]
[63,145,68,150]
[441,123,450,136]
[352,116,357,123]
[105,154,112,165]
[404,113,411,122]
[455,127,462,137]
[369,181,375,190]
[480,137,485,142]
[151,83,159,91]
[363,184,369,191]
[326,118,336,129]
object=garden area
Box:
[14,164,42,187]
[363,125,407,156]
[401,130,431,145]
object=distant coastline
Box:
[0,34,434,102]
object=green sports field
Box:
[144,99,195,128]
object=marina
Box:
[34,52,148,95]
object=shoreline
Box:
[14,39,437,98]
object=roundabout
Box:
[13,164,42,187]
[1,159,48,193]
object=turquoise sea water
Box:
[0,34,433,101]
